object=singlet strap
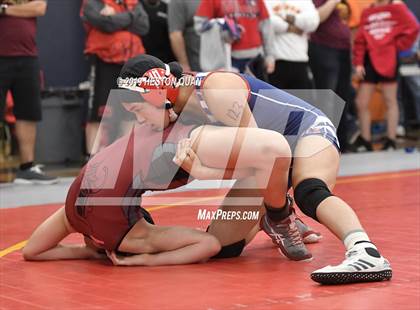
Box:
[194,72,219,123]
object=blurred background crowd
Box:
[0,0,419,184]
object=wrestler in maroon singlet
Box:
[65,122,198,251]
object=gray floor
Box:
[1,150,419,209]
[338,149,419,176]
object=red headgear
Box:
[137,64,180,107]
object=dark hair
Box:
[167,61,183,79]
[120,54,184,79]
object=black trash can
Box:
[35,89,85,164]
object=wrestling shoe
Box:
[293,210,322,244]
[14,164,58,185]
[311,242,392,284]
[260,201,312,261]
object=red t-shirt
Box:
[353,2,419,77]
[82,0,146,64]
[0,15,38,56]
[196,0,269,51]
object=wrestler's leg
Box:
[190,125,291,209]
[189,126,311,261]
[292,135,392,283]
[206,177,264,258]
[23,207,100,261]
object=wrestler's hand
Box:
[173,138,188,166]
[106,250,129,266]
[173,139,204,178]
[82,236,104,259]
[106,251,152,266]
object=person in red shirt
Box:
[195,0,275,75]
[81,0,149,157]
[353,0,419,150]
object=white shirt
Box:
[265,0,320,62]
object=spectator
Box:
[399,0,419,125]
[353,0,419,150]
[308,0,353,152]
[0,0,57,184]
[265,0,319,89]
[141,0,175,63]
[195,0,275,75]
[81,0,149,156]
[168,0,201,72]
[398,35,420,128]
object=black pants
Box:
[269,60,313,90]
[308,42,353,150]
[87,56,123,122]
[0,56,42,122]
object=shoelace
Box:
[30,164,45,175]
[273,220,304,246]
[288,221,304,246]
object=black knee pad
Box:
[211,239,246,259]
[294,178,333,222]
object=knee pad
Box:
[211,239,246,259]
[294,178,333,222]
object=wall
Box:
[36,0,88,88]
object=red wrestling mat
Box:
[0,171,419,309]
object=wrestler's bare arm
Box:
[173,138,254,180]
[201,72,258,128]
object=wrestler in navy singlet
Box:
[194,72,340,151]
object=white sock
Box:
[343,230,371,250]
